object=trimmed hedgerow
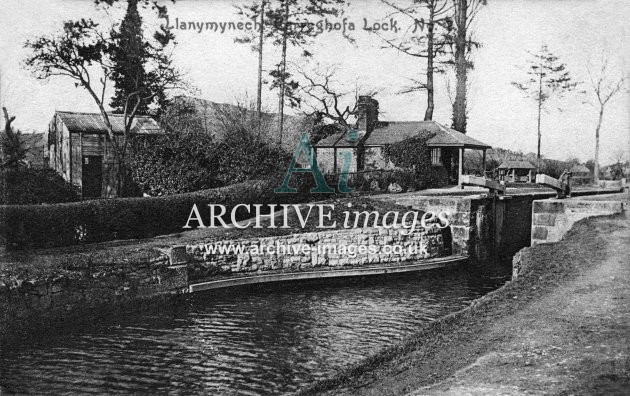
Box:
[1,175,337,250]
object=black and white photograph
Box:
[0,0,628,394]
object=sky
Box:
[1,0,629,164]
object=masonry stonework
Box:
[184,225,447,283]
[0,253,187,341]
[531,199,623,246]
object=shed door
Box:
[82,155,103,198]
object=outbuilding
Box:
[570,164,592,185]
[497,160,536,183]
[45,111,163,198]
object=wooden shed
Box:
[45,111,163,198]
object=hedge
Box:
[0,168,81,205]
[1,175,336,250]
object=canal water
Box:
[0,267,508,395]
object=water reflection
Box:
[0,267,508,395]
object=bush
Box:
[425,166,449,188]
[128,129,292,195]
[128,133,222,196]
[213,130,292,185]
[0,168,80,205]
[1,176,338,250]
[381,132,449,190]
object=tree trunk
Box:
[277,0,289,145]
[83,83,126,197]
[424,6,435,121]
[256,0,265,135]
[116,155,126,197]
[536,67,543,171]
[452,0,468,133]
[594,106,603,182]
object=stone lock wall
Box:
[182,225,447,282]
[531,199,624,246]
[0,252,187,341]
[387,195,542,265]
[383,196,481,257]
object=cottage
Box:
[497,160,536,182]
[314,96,491,186]
[45,111,163,198]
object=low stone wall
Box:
[0,252,187,342]
[178,225,446,283]
[531,199,624,246]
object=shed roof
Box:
[570,164,590,174]
[498,160,536,170]
[56,111,163,135]
[315,120,491,149]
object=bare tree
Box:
[586,56,625,182]
[293,63,378,130]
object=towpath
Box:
[303,193,629,395]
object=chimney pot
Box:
[356,95,379,136]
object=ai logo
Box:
[275,131,358,193]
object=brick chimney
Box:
[356,95,379,138]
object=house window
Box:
[431,148,441,166]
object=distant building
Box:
[314,96,491,186]
[497,160,536,183]
[570,164,592,185]
[45,111,163,198]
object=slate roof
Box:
[56,111,163,135]
[315,120,491,149]
[497,160,536,170]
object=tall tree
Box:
[109,0,149,114]
[378,0,453,121]
[512,45,579,170]
[236,0,267,131]
[239,0,346,146]
[100,0,178,116]
[586,56,625,182]
[448,0,485,133]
